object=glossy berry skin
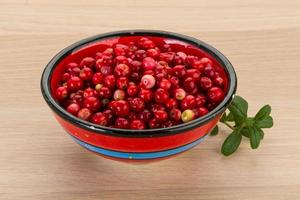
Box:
[83,96,101,111]
[169,108,181,121]
[103,109,113,124]
[149,118,160,129]
[112,100,130,117]
[114,64,131,77]
[186,69,201,80]
[141,74,156,89]
[207,87,224,103]
[55,86,68,100]
[66,103,80,115]
[130,60,142,72]
[91,112,108,126]
[80,57,95,68]
[92,72,104,85]
[153,110,168,122]
[62,72,71,81]
[142,57,157,70]
[198,107,209,117]
[77,108,92,120]
[114,44,129,56]
[199,77,213,90]
[147,48,160,58]
[151,104,166,113]
[104,75,116,89]
[116,77,129,89]
[172,65,186,78]
[129,98,145,112]
[83,88,97,98]
[183,77,196,92]
[139,109,152,123]
[79,67,93,80]
[213,76,224,87]
[67,76,83,91]
[159,78,172,90]
[98,86,112,98]
[130,119,145,130]
[115,117,129,129]
[139,89,153,102]
[154,88,169,104]
[181,95,196,110]
[127,84,138,97]
[195,94,206,107]
[181,109,195,122]
[166,98,178,110]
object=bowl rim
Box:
[41,29,237,138]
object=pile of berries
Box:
[54,37,226,130]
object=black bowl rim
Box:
[41,30,237,138]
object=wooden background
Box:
[0,0,300,199]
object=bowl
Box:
[41,30,237,162]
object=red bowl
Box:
[41,30,237,162]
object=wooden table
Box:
[1,0,300,199]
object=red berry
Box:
[115,55,130,65]
[195,94,206,107]
[66,62,79,71]
[116,77,129,89]
[79,67,93,80]
[114,63,131,77]
[169,108,181,121]
[80,57,95,68]
[130,119,145,130]
[77,108,92,120]
[67,76,83,91]
[207,87,224,103]
[129,98,145,112]
[169,76,180,87]
[154,110,168,122]
[127,83,138,97]
[213,76,224,87]
[98,86,112,98]
[151,104,166,113]
[114,44,129,56]
[183,77,196,92]
[62,72,71,81]
[141,74,156,89]
[83,88,96,98]
[139,89,153,102]
[174,88,186,100]
[135,49,146,61]
[159,52,175,63]
[192,60,205,71]
[91,112,108,126]
[55,86,68,100]
[100,65,113,75]
[131,60,142,72]
[186,69,201,80]
[115,117,129,129]
[146,48,160,58]
[104,75,116,89]
[112,100,130,117]
[142,57,157,70]
[139,109,152,123]
[199,57,213,67]
[159,78,172,90]
[172,65,187,78]
[140,39,155,49]
[92,72,104,85]
[198,107,209,117]
[200,77,213,90]
[67,103,80,115]
[154,88,169,104]
[83,96,101,111]
[149,118,160,129]
[203,66,215,78]
[181,95,196,110]
[166,98,178,110]
[103,109,113,124]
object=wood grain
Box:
[0,0,300,199]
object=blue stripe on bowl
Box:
[69,134,207,160]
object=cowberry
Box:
[130,119,145,130]
[112,100,130,117]
[154,88,169,104]
[55,86,68,100]
[207,87,224,103]
[91,112,108,126]
[67,76,83,91]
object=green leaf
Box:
[227,112,235,122]
[220,113,227,123]
[254,105,271,121]
[210,125,219,136]
[221,130,242,156]
[228,95,248,126]
[241,127,250,138]
[249,126,261,149]
[256,116,273,128]
[254,125,264,139]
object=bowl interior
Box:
[49,35,229,100]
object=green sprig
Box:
[210,95,273,156]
